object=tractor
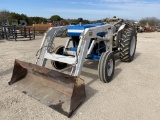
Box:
[9,17,137,117]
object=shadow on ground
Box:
[134,52,141,59]
[70,52,141,117]
[0,40,6,42]
[0,67,13,76]
[6,39,34,41]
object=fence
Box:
[0,26,35,41]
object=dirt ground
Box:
[0,32,160,120]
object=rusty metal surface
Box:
[9,59,86,117]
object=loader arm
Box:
[36,26,67,65]
[38,24,113,77]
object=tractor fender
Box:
[118,24,126,32]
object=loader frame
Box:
[36,24,113,77]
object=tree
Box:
[10,12,22,20]
[139,19,147,26]
[50,15,63,22]
[125,19,136,24]
[0,10,11,25]
[83,20,90,24]
[0,10,94,26]
[139,17,160,26]
[10,12,28,25]
[67,19,90,25]
[21,14,29,24]
[28,17,47,25]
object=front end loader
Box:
[9,18,137,117]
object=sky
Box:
[0,0,160,20]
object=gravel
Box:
[0,32,160,120]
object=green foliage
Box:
[0,10,47,25]
[0,10,11,25]
[50,15,63,22]
[1,10,160,27]
[139,17,160,26]
[83,20,90,24]
[125,19,135,24]
[139,19,147,26]
[68,19,78,24]
[28,17,47,25]
[21,14,29,24]
[10,12,22,20]
[67,19,90,25]
[0,10,92,26]
[9,12,29,24]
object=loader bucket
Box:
[9,59,86,117]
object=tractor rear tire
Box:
[120,28,137,62]
[98,52,115,83]
[51,46,67,70]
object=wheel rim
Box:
[107,59,113,76]
[51,46,67,69]
[130,36,136,56]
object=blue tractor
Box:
[51,18,137,82]
[9,18,137,117]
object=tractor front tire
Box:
[120,28,137,62]
[51,46,67,70]
[98,52,115,83]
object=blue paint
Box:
[87,54,101,60]
[66,23,107,60]
[69,47,77,52]
[68,23,104,36]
